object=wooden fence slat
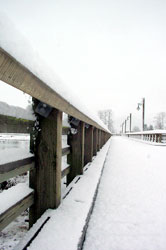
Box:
[0,157,35,174]
[61,166,71,179]
[62,147,70,156]
[0,162,34,183]
[0,192,34,231]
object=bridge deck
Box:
[15,137,166,250]
[83,137,166,250]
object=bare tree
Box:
[154,112,166,129]
[98,109,113,131]
[133,126,140,132]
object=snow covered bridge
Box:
[14,136,166,250]
[0,39,166,250]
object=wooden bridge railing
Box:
[0,47,111,231]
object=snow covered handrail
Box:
[0,47,109,133]
[124,130,166,144]
[0,47,111,231]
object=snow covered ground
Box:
[3,136,166,250]
[83,137,166,250]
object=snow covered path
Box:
[83,136,166,250]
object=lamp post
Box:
[124,119,127,133]
[129,113,132,132]
[121,122,125,134]
[126,114,132,133]
[137,98,145,131]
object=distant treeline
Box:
[0,114,33,133]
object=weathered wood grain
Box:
[29,106,62,225]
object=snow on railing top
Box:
[0,14,110,133]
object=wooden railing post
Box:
[29,102,62,226]
[93,127,98,156]
[67,121,85,185]
[101,131,104,147]
[98,130,101,150]
[84,125,93,165]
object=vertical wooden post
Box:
[101,131,104,147]
[29,106,62,226]
[93,127,98,156]
[84,125,93,165]
[67,121,85,185]
[125,120,127,133]
[97,130,101,150]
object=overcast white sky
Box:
[0,0,166,131]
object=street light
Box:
[121,122,125,134]
[137,98,145,131]
[124,119,127,133]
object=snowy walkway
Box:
[83,137,166,250]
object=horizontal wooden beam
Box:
[0,48,109,133]
[0,162,35,183]
[62,147,70,156]
[61,166,70,179]
[0,192,34,231]
[0,156,35,174]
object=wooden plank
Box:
[62,147,70,156]
[0,192,34,231]
[29,105,62,226]
[0,162,34,183]
[0,48,110,133]
[61,166,71,179]
[0,156,35,174]
[84,125,93,165]
[67,121,85,185]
